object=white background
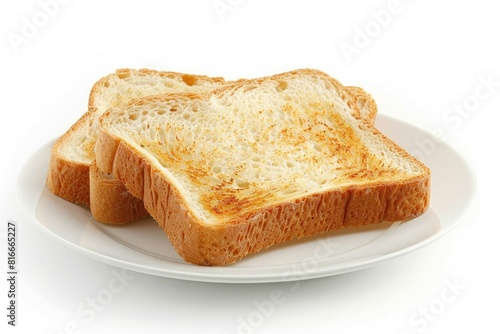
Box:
[1,0,499,333]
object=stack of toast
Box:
[47,68,430,265]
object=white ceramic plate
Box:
[16,115,476,283]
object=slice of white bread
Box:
[90,84,379,224]
[96,68,431,265]
[46,69,228,211]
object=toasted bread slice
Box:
[46,69,227,208]
[90,84,379,224]
[96,68,430,265]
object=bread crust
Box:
[89,161,149,224]
[96,69,431,265]
[46,145,91,206]
[46,112,94,206]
